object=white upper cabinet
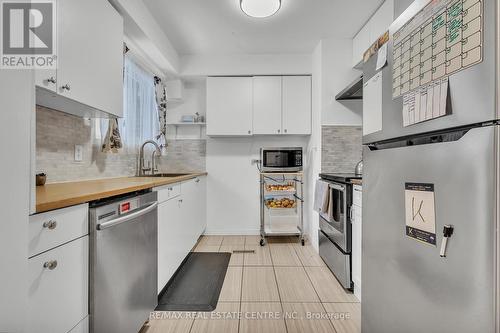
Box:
[253,76,282,135]
[206,76,253,136]
[282,76,312,135]
[207,76,311,136]
[352,0,394,67]
[36,0,124,118]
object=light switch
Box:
[74,145,83,162]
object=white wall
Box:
[166,80,207,140]
[206,136,309,235]
[320,38,363,126]
[305,41,324,251]
[109,0,180,75]
[0,71,32,332]
[181,54,312,77]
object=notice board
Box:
[392,0,483,99]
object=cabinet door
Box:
[157,198,183,294]
[282,76,312,135]
[253,76,282,135]
[186,177,207,237]
[196,177,207,235]
[206,77,253,136]
[181,178,203,246]
[28,237,88,333]
[58,0,123,117]
[35,69,58,93]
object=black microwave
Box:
[260,147,303,172]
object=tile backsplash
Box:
[321,125,362,174]
[36,106,206,183]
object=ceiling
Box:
[142,0,384,55]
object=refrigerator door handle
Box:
[439,225,454,257]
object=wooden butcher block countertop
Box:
[350,179,363,186]
[36,173,207,213]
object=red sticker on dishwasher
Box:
[120,202,130,214]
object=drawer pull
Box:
[168,187,173,191]
[42,220,57,230]
[43,260,58,270]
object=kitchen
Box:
[1,0,499,332]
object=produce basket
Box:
[259,172,305,246]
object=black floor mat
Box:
[156,252,231,312]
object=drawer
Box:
[28,236,88,333]
[353,185,362,208]
[155,183,181,203]
[29,204,88,258]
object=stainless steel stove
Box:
[318,173,361,290]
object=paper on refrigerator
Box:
[363,72,383,135]
[376,43,388,71]
[405,183,437,246]
[402,78,449,127]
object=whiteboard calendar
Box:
[392,0,483,99]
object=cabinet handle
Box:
[43,260,58,270]
[284,129,288,133]
[278,129,281,133]
[179,199,183,203]
[61,84,71,91]
[47,77,56,84]
[42,220,57,230]
[168,187,173,191]
[195,178,200,183]
[248,130,251,135]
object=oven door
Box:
[319,182,350,253]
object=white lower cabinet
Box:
[157,195,184,294]
[182,176,207,237]
[156,176,207,294]
[28,236,89,333]
[352,185,362,301]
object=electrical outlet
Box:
[74,145,83,162]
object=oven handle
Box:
[329,184,346,192]
[97,201,158,231]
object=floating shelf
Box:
[167,123,206,140]
[167,122,206,126]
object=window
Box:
[119,55,159,150]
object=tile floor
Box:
[144,235,360,333]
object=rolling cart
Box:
[260,172,305,246]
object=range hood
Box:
[335,75,363,101]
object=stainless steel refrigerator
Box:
[362,0,499,332]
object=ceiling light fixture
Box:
[240,0,281,18]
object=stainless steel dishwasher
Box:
[89,190,158,333]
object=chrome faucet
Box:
[139,140,161,176]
